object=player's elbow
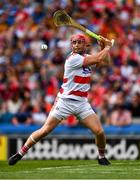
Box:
[96,55,105,64]
[96,57,111,67]
[106,56,111,65]
[102,54,111,66]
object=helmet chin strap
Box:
[73,50,85,55]
[72,48,86,54]
[78,51,85,55]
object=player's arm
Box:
[83,37,112,67]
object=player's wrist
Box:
[104,46,111,50]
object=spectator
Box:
[127,92,140,118]
[0,102,14,124]
[11,100,33,126]
[107,105,132,126]
[31,104,47,125]
[7,94,22,114]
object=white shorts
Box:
[50,98,95,121]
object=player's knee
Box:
[38,127,49,138]
[94,128,104,136]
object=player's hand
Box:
[97,39,105,50]
[99,36,113,48]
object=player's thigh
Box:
[50,98,73,120]
[31,114,60,140]
[81,113,104,134]
[41,114,61,134]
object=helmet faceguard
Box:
[70,34,91,54]
[71,34,87,43]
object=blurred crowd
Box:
[0,0,140,128]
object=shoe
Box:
[98,157,111,165]
[8,153,22,165]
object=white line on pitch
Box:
[37,164,99,170]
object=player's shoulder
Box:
[65,53,84,68]
[66,53,84,61]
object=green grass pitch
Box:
[0,160,140,179]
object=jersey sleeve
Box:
[67,54,85,69]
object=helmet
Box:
[70,34,91,54]
[71,34,87,43]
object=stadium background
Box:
[0,0,140,161]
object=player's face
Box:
[71,39,86,54]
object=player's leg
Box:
[8,114,61,165]
[24,114,60,147]
[81,113,110,165]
